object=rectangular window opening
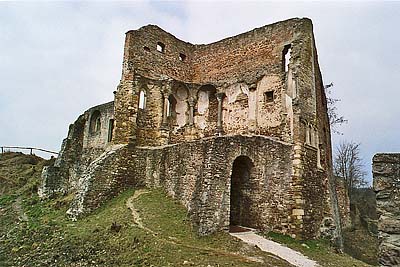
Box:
[157,42,165,53]
[264,91,274,102]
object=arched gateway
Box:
[230,156,256,229]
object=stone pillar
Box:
[158,92,170,145]
[373,153,400,266]
[161,93,169,128]
[188,97,195,126]
[216,93,225,135]
[248,86,257,132]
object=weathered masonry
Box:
[40,18,343,241]
[373,154,400,266]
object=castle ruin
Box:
[39,18,343,241]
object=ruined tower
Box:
[40,18,341,240]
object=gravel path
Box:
[230,231,319,267]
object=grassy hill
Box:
[0,152,51,196]
[0,152,375,266]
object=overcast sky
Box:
[1,1,399,184]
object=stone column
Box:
[158,91,170,145]
[216,93,225,135]
[161,93,169,128]
[188,97,195,126]
[248,86,257,132]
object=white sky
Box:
[1,1,399,184]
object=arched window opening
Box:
[172,84,190,127]
[179,53,186,61]
[283,44,292,72]
[306,124,311,145]
[89,110,101,134]
[138,90,147,110]
[157,42,165,53]
[197,84,218,129]
[168,95,177,117]
[310,126,315,146]
[107,119,114,142]
[230,156,255,230]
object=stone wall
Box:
[143,135,295,236]
[83,102,114,150]
[373,153,400,266]
[39,102,114,198]
[49,131,333,240]
[63,134,329,239]
[335,177,351,229]
[124,26,195,82]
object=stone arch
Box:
[89,110,101,134]
[195,84,218,130]
[230,155,256,228]
[223,83,249,133]
[168,94,177,123]
[170,83,189,128]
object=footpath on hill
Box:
[230,231,318,267]
[128,189,316,267]
[127,189,374,267]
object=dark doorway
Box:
[230,156,254,228]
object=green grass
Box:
[265,231,375,267]
[1,187,291,267]
[343,228,378,266]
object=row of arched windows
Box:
[137,85,217,127]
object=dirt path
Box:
[127,190,317,266]
[126,189,155,233]
[125,190,273,264]
[230,231,319,267]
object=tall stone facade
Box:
[40,18,342,241]
[373,154,400,266]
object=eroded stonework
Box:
[373,154,400,266]
[40,18,343,241]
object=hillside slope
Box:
[0,152,51,196]
[0,152,374,266]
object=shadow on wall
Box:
[230,155,256,228]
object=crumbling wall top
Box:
[122,18,314,85]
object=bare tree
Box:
[333,141,367,201]
[324,83,348,134]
